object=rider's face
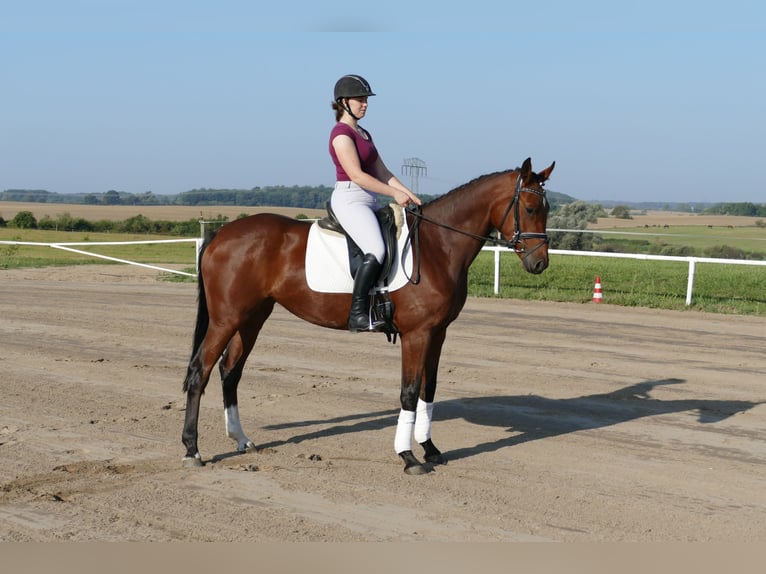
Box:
[346,96,368,118]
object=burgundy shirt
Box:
[328,122,379,181]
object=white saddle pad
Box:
[305,214,414,294]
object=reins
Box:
[402,172,549,284]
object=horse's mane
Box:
[423,168,518,208]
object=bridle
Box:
[403,171,549,284]
[407,171,548,252]
[493,172,549,254]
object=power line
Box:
[401,157,427,195]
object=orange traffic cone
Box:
[592,276,603,303]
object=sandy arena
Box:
[1,264,765,541]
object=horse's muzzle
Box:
[525,256,549,274]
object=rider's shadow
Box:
[259,378,761,460]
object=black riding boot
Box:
[348,253,385,333]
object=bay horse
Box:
[181,157,555,474]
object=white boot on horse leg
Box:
[395,409,427,474]
[414,399,445,465]
[395,409,421,474]
[225,405,256,452]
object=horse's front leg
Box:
[417,327,447,465]
[396,328,447,474]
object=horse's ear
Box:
[520,157,532,180]
[538,161,556,184]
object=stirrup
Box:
[348,314,385,333]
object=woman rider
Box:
[328,74,422,332]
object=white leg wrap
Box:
[394,409,416,454]
[413,399,434,444]
[225,405,254,451]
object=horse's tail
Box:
[182,233,215,393]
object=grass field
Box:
[2,204,765,315]
[585,212,766,257]
[0,228,197,268]
[469,251,766,315]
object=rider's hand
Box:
[395,190,421,207]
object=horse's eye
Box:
[525,206,535,216]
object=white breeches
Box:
[331,181,385,264]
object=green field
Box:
[1,228,197,269]
[3,227,765,316]
[469,251,765,315]
[589,225,766,259]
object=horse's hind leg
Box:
[181,328,236,467]
[220,303,274,453]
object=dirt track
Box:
[1,264,765,541]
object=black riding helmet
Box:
[334,75,375,120]
[334,74,376,102]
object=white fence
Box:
[481,245,766,305]
[4,236,764,306]
[1,239,201,277]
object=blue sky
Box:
[2,1,764,203]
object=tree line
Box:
[0,185,365,209]
[0,186,340,209]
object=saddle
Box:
[318,202,400,283]
[317,202,401,342]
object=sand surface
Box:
[1,265,765,541]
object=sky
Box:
[2,1,765,204]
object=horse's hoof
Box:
[421,439,447,465]
[399,450,429,475]
[239,441,257,453]
[182,455,204,468]
[424,452,446,465]
[404,463,428,475]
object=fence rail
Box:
[481,245,766,305]
[4,237,764,306]
[1,239,201,277]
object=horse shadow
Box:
[230,378,761,463]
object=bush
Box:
[10,210,37,229]
[659,245,696,257]
[610,205,633,219]
[119,214,153,233]
[547,201,603,251]
[704,245,746,260]
[38,215,57,230]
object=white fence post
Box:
[493,247,501,294]
[686,259,696,306]
[195,238,204,275]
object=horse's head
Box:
[496,157,555,274]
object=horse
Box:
[181,157,555,474]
